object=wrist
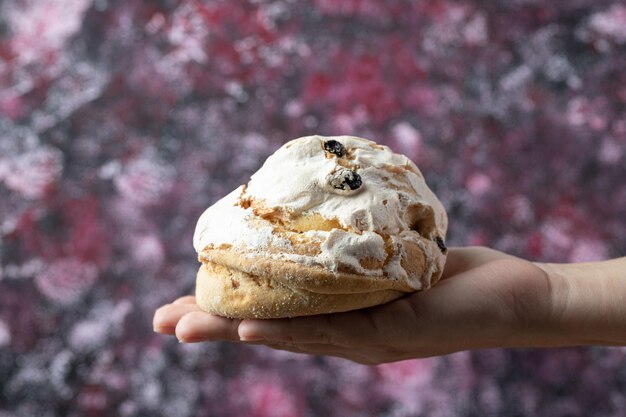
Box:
[533,259,626,347]
[497,261,569,349]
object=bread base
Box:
[195,262,405,319]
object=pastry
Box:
[193,135,448,319]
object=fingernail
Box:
[238,320,267,342]
[154,326,174,334]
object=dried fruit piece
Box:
[327,167,362,194]
[343,170,362,190]
[434,236,447,253]
[323,140,346,157]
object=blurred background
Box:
[1,0,625,416]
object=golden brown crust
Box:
[199,249,414,294]
[198,229,444,294]
[195,263,405,319]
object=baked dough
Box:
[193,135,448,318]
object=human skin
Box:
[152,247,626,365]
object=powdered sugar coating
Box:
[194,186,291,253]
[193,135,447,287]
[245,135,447,235]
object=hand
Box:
[153,246,557,364]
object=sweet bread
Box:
[193,135,448,318]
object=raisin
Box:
[343,171,362,190]
[328,168,362,192]
[434,236,447,253]
[323,140,346,157]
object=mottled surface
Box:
[1,0,626,416]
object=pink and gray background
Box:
[1,0,626,416]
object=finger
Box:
[440,247,519,280]
[153,303,204,334]
[263,342,345,356]
[176,311,241,343]
[263,341,349,355]
[263,342,312,354]
[262,343,377,364]
[440,247,476,280]
[173,295,197,305]
[238,314,338,344]
[238,310,378,347]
